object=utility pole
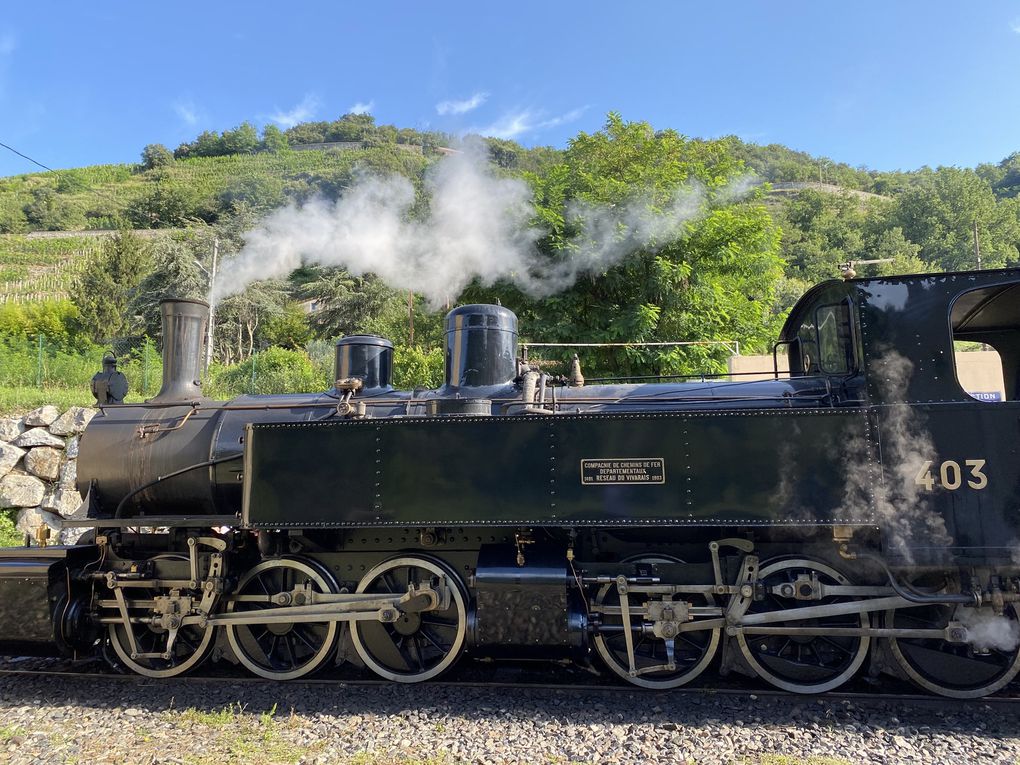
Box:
[973,220,982,270]
[207,238,218,372]
[408,290,414,345]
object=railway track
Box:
[3,655,1019,707]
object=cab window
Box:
[816,302,855,374]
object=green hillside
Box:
[0,112,1016,415]
[1,114,1017,306]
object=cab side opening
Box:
[951,282,1020,402]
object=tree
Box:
[221,122,260,155]
[0,198,27,233]
[326,113,377,142]
[191,130,225,157]
[140,143,174,171]
[894,167,1020,271]
[284,121,329,145]
[217,176,285,215]
[465,114,786,378]
[260,124,288,153]
[73,230,151,341]
[261,301,312,349]
[213,281,289,362]
[301,268,401,339]
[127,183,196,228]
[130,233,207,337]
[23,187,81,231]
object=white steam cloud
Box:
[841,352,953,563]
[957,606,1020,652]
[213,144,757,307]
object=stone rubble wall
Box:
[0,405,96,546]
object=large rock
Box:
[13,428,65,449]
[0,441,26,479]
[59,458,77,489]
[0,416,25,443]
[49,407,98,436]
[0,474,46,508]
[24,447,62,481]
[16,507,62,542]
[23,406,61,427]
[42,486,83,518]
[66,436,79,459]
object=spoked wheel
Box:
[350,556,467,683]
[737,558,870,694]
[108,588,215,679]
[594,583,719,689]
[887,586,1020,698]
[225,557,340,680]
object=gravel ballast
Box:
[1,673,1019,765]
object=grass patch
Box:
[169,703,320,765]
[0,725,24,741]
[174,702,246,727]
[0,510,22,547]
[0,386,98,415]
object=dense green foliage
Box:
[1,111,1020,398]
[463,115,785,376]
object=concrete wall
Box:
[727,350,1006,400]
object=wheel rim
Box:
[350,556,467,683]
[108,587,214,679]
[888,598,1020,699]
[225,557,340,680]
[736,558,870,694]
[594,583,719,689]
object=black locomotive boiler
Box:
[2,267,1020,697]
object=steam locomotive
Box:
[2,266,1020,698]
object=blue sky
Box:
[1,2,1019,177]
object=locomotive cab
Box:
[778,280,865,404]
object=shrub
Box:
[392,345,444,389]
[208,347,321,396]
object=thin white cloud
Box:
[477,110,535,139]
[539,107,588,129]
[475,106,587,139]
[1012,17,1020,34]
[269,94,319,128]
[173,99,200,126]
[436,92,488,116]
[348,100,374,115]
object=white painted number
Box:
[965,459,988,490]
[915,459,988,492]
[940,461,962,490]
[914,460,935,491]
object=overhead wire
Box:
[0,140,53,172]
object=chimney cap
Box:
[160,297,210,309]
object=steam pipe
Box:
[856,552,979,606]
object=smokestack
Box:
[150,298,208,403]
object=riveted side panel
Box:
[244,409,876,528]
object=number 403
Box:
[914,459,988,491]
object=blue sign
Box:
[968,391,1003,402]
